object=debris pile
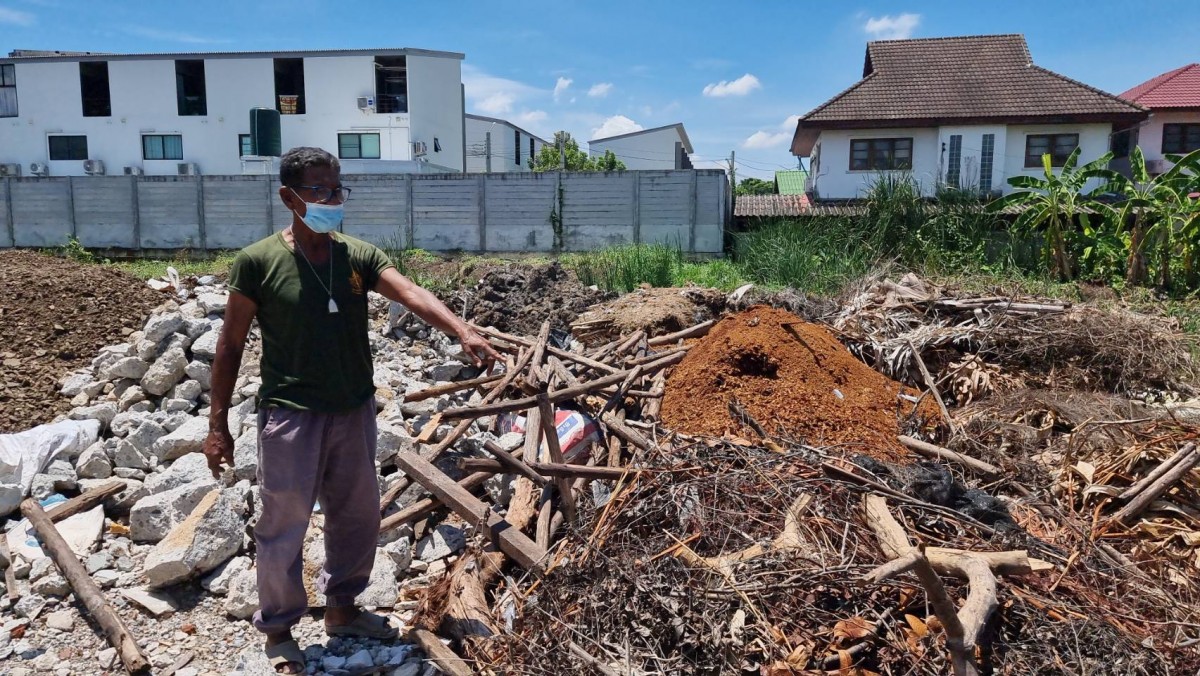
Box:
[463,262,612,335]
[570,285,727,345]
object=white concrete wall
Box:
[1136,110,1200,167]
[464,117,544,173]
[0,52,463,176]
[1003,123,1112,190]
[935,124,1007,193]
[589,128,686,170]
[808,127,939,198]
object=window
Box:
[979,133,995,193]
[175,60,207,116]
[273,58,305,115]
[79,62,111,117]
[1024,133,1078,168]
[1111,129,1136,158]
[514,129,521,166]
[1163,124,1200,154]
[0,64,16,117]
[374,56,407,113]
[849,138,912,171]
[338,133,381,159]
[48,135,88,161]
[946,134,962,187]
[143,134,183,160]
[238,134,252,157]
[529,137,535,164]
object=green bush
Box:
[732,217,881,295]
[567,243,681,292]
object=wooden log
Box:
[613,330,646,357]
[908,339,953,428]
[607,411,626,468]
[600,411,656,453]
[482,440,548,486]
[19,499,150,675]
[898,436,1000,479]
[45,481,125,522]
[458,458,639,481]
[378,472,493,535]
[538,393,577,524]
[624,345,689,367]
[535,489,554,551]
[402,372,504,403]
[647,319,714,346]
[1111,444,1200,525]
[1117,443,1197,501]
[408,628,473,676]
[525,320,552,390]
[520,404,542,464]
[472,324,621,375]
[394,452,546,572]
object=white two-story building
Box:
[464,113,547,173]
[0,47,466,176]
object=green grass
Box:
[565,243,683,292]
[110,252,239,280]
[732,218,882,296]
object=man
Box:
[202,146,499,674]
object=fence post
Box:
[196,177,207,251]
[265,176,274,237]
[631,173,641,245]
[131,175,142,251]
[688,170,698,253]
[4,178,13,247]
[404,174,414,249]
[66,176,77,240]
[477,174,487,252]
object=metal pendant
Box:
[328,298,339,314]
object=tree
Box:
[736,177,776,195]
[530,131,626,172]
[988,148,1115,281]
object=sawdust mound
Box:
[661,305,931,458]
[0,250,164,432]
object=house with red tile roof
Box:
[1119,64,1200,174]
[789,35,1147,200]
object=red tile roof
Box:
[734,194,811,218]
[792,35,1146,155]
[1120,64,1200,109]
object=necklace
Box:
[293,233,338,314]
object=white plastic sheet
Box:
[0,419,101,516]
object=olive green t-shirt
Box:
[227,232,394,412]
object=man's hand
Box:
[458,327,501,369]
[202,427,235,479]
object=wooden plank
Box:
[537,393,577,523]
[458,458,640,481]
[393,452,546,572]
[408,628,473,676]
[483,440,548,486]
[378,472,493,534]
[46,481,124,523]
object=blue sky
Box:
[1,0,1197,179]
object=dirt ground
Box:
[462,262,612,335]
[0,251,164,432]
[570,286,727,344]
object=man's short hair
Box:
[280,147,340,187]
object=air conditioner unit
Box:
[123,166,144,176]
[357,96,375,111]
[0,163,19,177]
[177,163,200,176]
[411,141,427,157]
[83,159,106,175]
[29,162,48,177]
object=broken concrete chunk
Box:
[142,487,247,588]
[223,568,259,619]
[122,588,178,617]
[151,416,208,462]
[415,524,466,562]
[59,372,94,398]
[130,481,217,543]
[172,380,203,402]
[197,293,228,316]
[142,313,184,345]
[141,347,188,397]
[233,432,258,482]
[101,357,150,382]
[201,555,251,595]
[184,361,212,390]
[69,402,118,426]
[144,453,211,496]
[190,321,223,360]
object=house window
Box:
[529,137,535,165]
[849,138,912,171]
[48,135,88,161]
[238,134,253,157]
[274,58,305,115]
[143,134,184,160]
[79,62,111,117]
[338,133,381,159]
[374,56,407,114]
[514,130,521,166]
[1111,129,1136,158]
[946,134,962,187]
[1025,133,1078,168]
[979,133,995,193]
[1162,124,1200,154]
[175,60,207,116]
[0,64,16,117]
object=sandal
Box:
[325,609,399,639]
[264,639,306,675]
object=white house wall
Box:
[935,125,1008,193]
[589,128,686,170]
[809,128,940,199]
[0,53,463,176]
[464,117,544,173]
[1136,110,1200,167]
[1003,123,1111,190]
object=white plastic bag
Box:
[0,419,101,515]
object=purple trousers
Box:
[251,398,380,635]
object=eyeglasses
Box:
[291,184,352,204]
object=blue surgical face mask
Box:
[290,188,344,233]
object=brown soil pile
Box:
[0,250,164,432]
[661,305,933,459]
[467,262,613,336]
[572,286,727,345]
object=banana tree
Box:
[988,148,1116,281]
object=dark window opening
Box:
[946,134,962,186]
[338,133,381,159]
[529,137,535,165]
[1163,124,1200,154]
[48,135,88,161]
[0,64,16,117]
[979,133,995,193]
[175,60,207,116]
[273,58,305,115]
[1025,133,1078,168]
[514,129,521,166]
[143,134,183,160]
[238,134,252,157]
[80,62,111,117]
[374,56,407,114]
[1111,129,1136,158]
[849,137,913,171]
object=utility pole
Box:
[728,151,736,191]
[485,132,492,173]
[560,140,566,170]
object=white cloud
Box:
[476,93,516,115]
[124,25,229,44]
[702,73,761,98]
[863,13,920,40]
[516,110,548,125]
[587,82,614,98]
[0,7,35,25]
[553,77,573,102]
[782,114,801,129]
[742,131,791,150]
[463,65,544,117]
[591,115,643,140]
